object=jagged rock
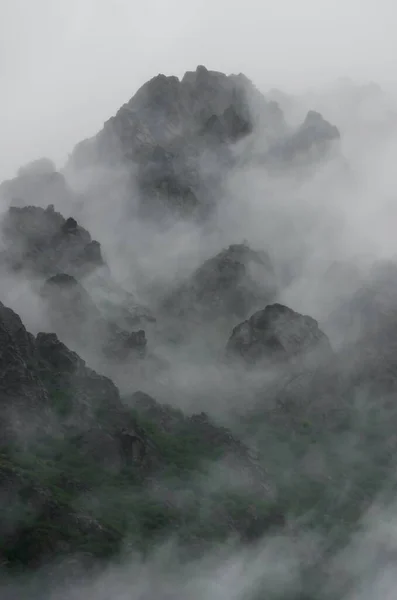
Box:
[80,239,102,264]
[36,331,82,373]
[162,243,277,322]
[226,303,332,365]
[0,302,50,443]
[0,205,153,343]
[36,331,122,416]
[201,104,252,142]
[65,66,339,223]
[0,203,151,362]
[34,331,151,468]
[61,216,79,234]
[0,313,135,567]
[67,66,285,220]
[0,205,104,277]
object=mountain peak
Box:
[63,67,340,221]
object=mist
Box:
[1,0,396,180]
[2,0,397,598]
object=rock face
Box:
[226,303,332,365]
[36,331,123,422]
[0,302,50,444]
[163,243,277,323]
[0,302,125,442]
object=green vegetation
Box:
[0,398,277,571]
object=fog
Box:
[2,0,397,598]
[1,0,396,180]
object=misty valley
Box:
[1,65,397,599]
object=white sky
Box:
[0,0,396,180]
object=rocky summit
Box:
[0,66,394,599]
[64,65,339,221]
[226,303,332,365]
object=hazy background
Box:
[1,0,396,181]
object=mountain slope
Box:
[0,300,281,571]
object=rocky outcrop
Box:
[226,303,332,365]
[0,295,141,464]
[36,331,122,419]
[0,302,50,443]
[0,204,153,363]
[0,205,104,278]
[162,243,277,323]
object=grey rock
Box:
[67,66,286,220]
[163,243,277,322]
[226,303,332,365]
[0,205,104,278]
[0,301,50,443]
